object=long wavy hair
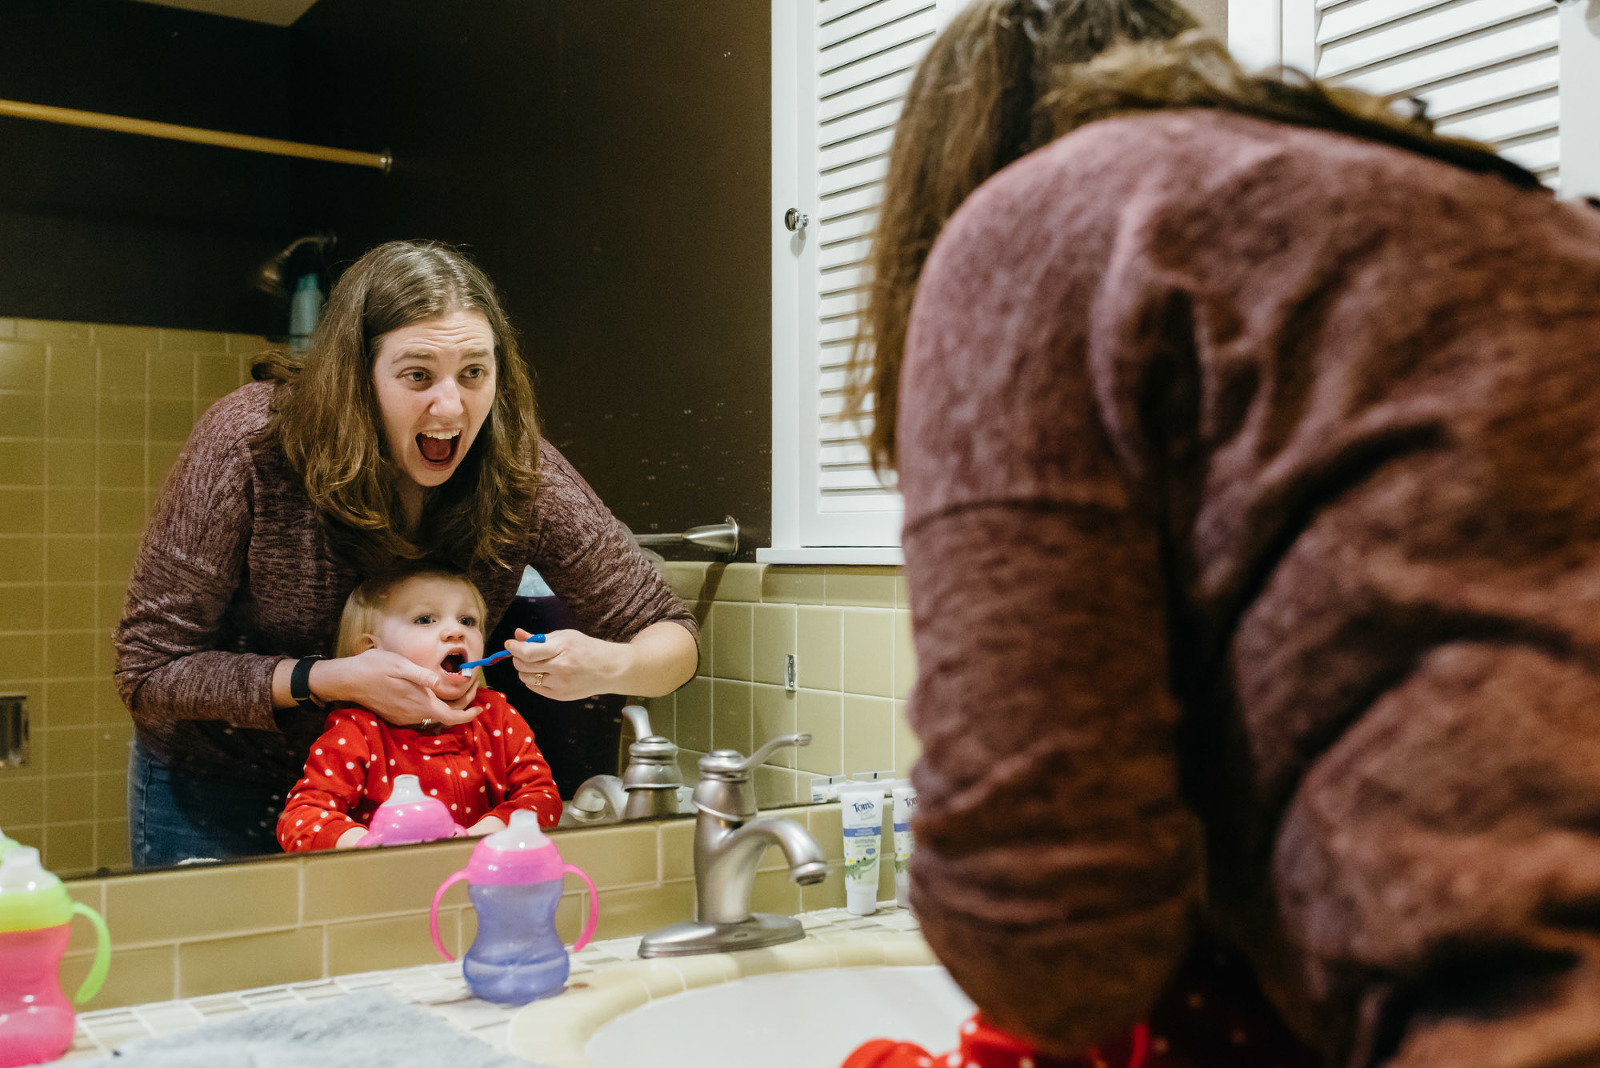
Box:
[254,240,541,574]
[849,0,1543,473]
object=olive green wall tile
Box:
[754,764,799,809]
[92,325,158,350]
[147,441,182,483]
[94,771,125,819]
[0,583,45,629]
[795,607,842,691]
[43,677,94,727]
[657,561,708,604]
[708,563,762,603]
[0,633,38,680]
[178,927,324,997]
[841,609,894,698]
[107,861,300,943]
[0,537,45,582]
[0,341,46,391]
[44,772,94,823]
[807,806,844,861]
[62,880,105,951]
[94,676,126,725]
[148,398,195,443]
[96,349,147,398]
[45,400,96,441]
[227,334,272,355]
[43,536,93,583]
[326,910,460,975]
[0,775,44,825]
[97,536,139,581]
[0,392,45,438]
[46,488,96,535]
[0,490,44,534]
[752,604,796,687]
[95,723,133,772]
[97,490,146,536]
[46,441,94,486]
[708,602,752,681]
[0,320,12,339]
[590,880,695,941]
[97,820,130,869]
[96,583,127,631]
[894,574,909,609]
[16,320,91,344]
[659,818,695,882]
[753,685,797,768]
[761,565,824,605]
[45,820,94,874]
[749,867,801,916]
[45,346,96,393]
[894,700,920,775]
[0,444,44,485]
[711,679,753,755]
[824,567,897,608]
[795,691,842,776]
[842,695,895,777]
[7,825,42,850]
[894,610,916,699]
[556,822,661,888]
[96,396,146,443]
[61,943,176,1010]
[640,691,674,744]
[97,441,145,487]
[196,354,243,402]
[798,859,846,911]
[45,584,95,631]
[674,675,711,753]
[39,726,96,775]
[301,839,475,922]
[157,329,228,353]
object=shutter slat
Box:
[819,0,934,47]
[1433,89,1558,146]
[1318,0,1550,80]
[1323,15,1557,96]
[1498,130,1559,172]
[819,66,916,124]
[819,13,937,79]
[820,97,902,146]
[819,154,890,198]
[819,127,896,175]
[1319,0,1453,43]
[819,207,880,246]
[1416,50,1557,119]
[819,235,872,271]
[819,182,883,220]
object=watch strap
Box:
[290,656,324,710]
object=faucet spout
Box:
[564,774,626,825]
[701,816,826,926]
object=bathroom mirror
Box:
[0,0,844,880]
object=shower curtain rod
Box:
[0,97,392,172]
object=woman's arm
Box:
[503,620,697,703]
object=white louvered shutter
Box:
[771,0,969,554]
[1282,0,1563,186]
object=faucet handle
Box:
[622,703,654,740]
[698,733,811,779]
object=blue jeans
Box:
[127,739,287,868]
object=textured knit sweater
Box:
[115,381,696,787]
[897,110,1600,1068]
[277,689,561,852]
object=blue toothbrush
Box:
[455,633,545,675]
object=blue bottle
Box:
[430,810,598,1004]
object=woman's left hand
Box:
[505,627,630,702]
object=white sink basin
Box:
[584,965,973,1068]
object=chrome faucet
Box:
[638,733,827,957]
[562,705,683,825]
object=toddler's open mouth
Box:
[440,652,465,674]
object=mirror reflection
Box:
[0,0,797,880]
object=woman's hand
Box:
[309,650,475,728]
[505,628,629,703]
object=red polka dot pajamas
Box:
[276,689,562,851]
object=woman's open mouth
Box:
[416,431,460,468]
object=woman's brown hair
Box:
[850,0,1543,473]
[254,240,540,575]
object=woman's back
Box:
[898,107,1600,1066]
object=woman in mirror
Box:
[846,1,1600,1066]
[115,240,698,869]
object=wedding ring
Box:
[533,672,547,686]
[419,718,435,729]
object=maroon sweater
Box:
[898,110,1600,1068]
[115,381,695,786]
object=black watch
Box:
[290,656,325,710]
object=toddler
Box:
[277,567,561,851]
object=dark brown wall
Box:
[0,0,294,334]
[287,0,772,550]
[0,0,773,549]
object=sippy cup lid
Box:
[467,810,563,884]
[386,774,426,804]
[0,846,74,933]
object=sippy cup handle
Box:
[564,863,599,952]
[71,901,110,1004]
[430,869,469,962]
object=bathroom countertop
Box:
[63,904,924,1062]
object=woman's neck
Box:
[397,482,427,539]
